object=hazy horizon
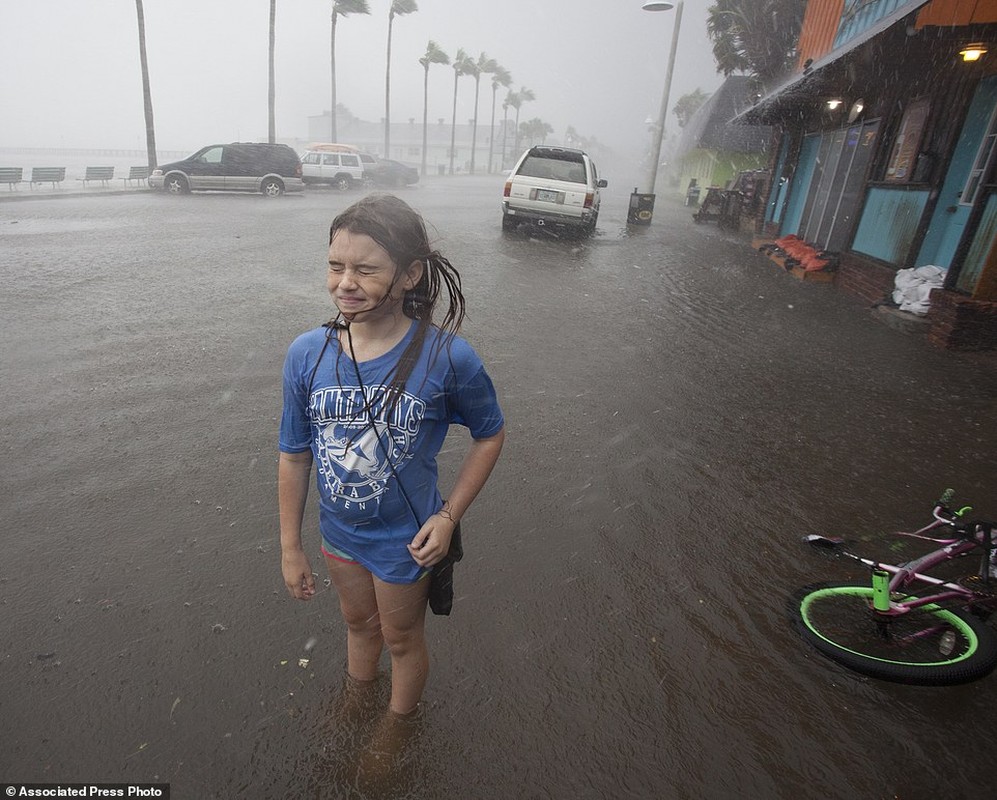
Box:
[1,1,723,158]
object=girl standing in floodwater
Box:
[278,194,505,721]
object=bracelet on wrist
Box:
[437,501,457,523]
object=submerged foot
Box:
[357,706,423,791]
[332,673,383,731]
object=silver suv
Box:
[501,146,607,235]
[300,149,365,190]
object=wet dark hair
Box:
[328,193,465,333]
[323,193,466,420]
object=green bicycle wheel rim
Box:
[799,585,980,667]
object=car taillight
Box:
[295,163,302,177]
[503,181,512,197]
[584,192,594,208]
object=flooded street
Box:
[2,176,996,799]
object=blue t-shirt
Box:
[279,321,504,583]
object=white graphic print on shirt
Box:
[309,385,426,509]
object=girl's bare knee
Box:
[381,625,423,656]
[341,606,381,638]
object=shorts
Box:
[322,543,429,582]
[322,542,360,564]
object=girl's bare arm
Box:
[279,450,316,599]
[408,427,505,566]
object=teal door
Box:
[917,76,997,269]
[780,135,819,236]
[956,188,997,292]
[766,135,792,227]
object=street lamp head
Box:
[642,1,675,10]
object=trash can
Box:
[628,189,655,225]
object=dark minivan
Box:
[150,142,304,196]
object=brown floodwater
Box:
[2,177,996,798]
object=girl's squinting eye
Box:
[328,263,345,273]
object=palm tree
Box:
[512,86,535,155]
[385,0,418,157]
[521,118,554,147]
[500,94,513,170]
[487,65,512,174]
[706,0,805,89]
[504,87,535,164]
[420,40,449,177]
[330,0,371,142]
[268,0,276,143]
[467,52,498,175]
[134,0,157,171]
[673,88,710,128]
[448,49,474,174]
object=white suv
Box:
[301,148,365,190]
[502,146,607,235]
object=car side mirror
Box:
[597,179,608,188]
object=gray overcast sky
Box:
[1,0,722,156]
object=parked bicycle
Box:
[790,490,997,685]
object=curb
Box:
[0,188,155,203]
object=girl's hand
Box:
[282,548,316,600]
[407,514,456,568]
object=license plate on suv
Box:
[535,188,562,203]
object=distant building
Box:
[673,76,773,195]
[306,109,518,175]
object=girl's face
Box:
[327,229,420,323]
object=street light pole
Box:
[643,0,683,196]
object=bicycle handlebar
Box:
[931,497,994,543]
[933,488,976,526]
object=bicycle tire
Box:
[790,582,997,685]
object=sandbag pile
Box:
[765,234,834,272]
[892,265,945,314]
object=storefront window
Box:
[885,98,929,183]
[961,105,997,206]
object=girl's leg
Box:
[372,575,430,714]
[325,556,383,681]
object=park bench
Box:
[29,167,66,188]
[121,165,149,186]
[79,166,115,186]
[0,167,23,189]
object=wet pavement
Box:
[2,176,996,799]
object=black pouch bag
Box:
[428,522,463,616]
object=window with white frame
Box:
[961,103,997,206]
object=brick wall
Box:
[926,289,997,350]
[837,252,896,305]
